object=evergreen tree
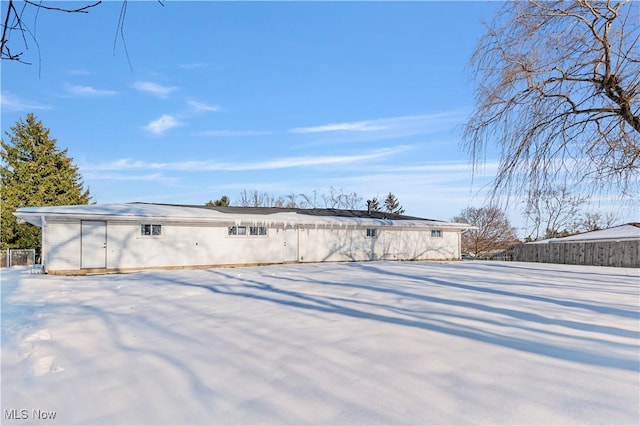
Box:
[367,197,381,212]
[205,195,230,207]
[1,114,90,252]
[384,192,404,215]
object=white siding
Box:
[43,218,462,273]
[105,221,285,270]
[299,228,371,262]
[298,227,460,263]
[45,220,81,272]
[383,228,459,260]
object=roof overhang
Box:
[14,203,476,231]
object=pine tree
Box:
[205,195,230,207]
[384,192,405,215]
[367,197,381,212]
[1,114,90,252]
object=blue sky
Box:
[2,1,635,233]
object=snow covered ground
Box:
[2,261,639,425]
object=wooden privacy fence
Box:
[511,241,639,268]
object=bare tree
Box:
[453,206,519,257]
[576,211,619,232]
[232,188,365,210]
[301,191,319,208]
[286,190,320,209]
[464,1,640,205]
[524,187,587,240]
[236,190,284,208]
[235,190,314,209]
[322,187,363,210]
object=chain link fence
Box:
[1,249,37,268]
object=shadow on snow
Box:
[149,263,639,373]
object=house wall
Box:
[105,221,285,270]
[45,219,82,271]
[43,219,462,273]
[388,228,459,260]
[298,227,459,263]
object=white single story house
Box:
[14,203,473,274]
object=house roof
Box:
[153,202,438,221]
[529,223,640,244]
[15,202,472,230]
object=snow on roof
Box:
[15,202,472,230]
[530,223,640,244]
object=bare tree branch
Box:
[2,0,163,65]
[464,1,640,205]
[2,0,102,63]
[22,1,102,14]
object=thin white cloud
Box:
[145,114,182,136]
[376,160,500,174]
[1,92,51,112]
[133,81,177,98]
[194,130,271,137]
[66,85,117,96]
[290,111,468,143]
[179,63,206,70]
[67,69,93,76]
[291,121,388,134]
[86,146,408,172]
[82,172,178,185]
[187,100,221,112]
[252,147,405,170]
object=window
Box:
[228,226,247,236]
[250,226,268,236]
[140,224,162,237]
[366,228,377,237]
[229,225,268,237]
[431,229,442,238]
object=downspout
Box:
[459,227,469,259]
[41,215,47,273]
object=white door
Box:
[283,228,298,262]
[81,221,106,269]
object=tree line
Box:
[206,190,405,214]
[452,201,620,258]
